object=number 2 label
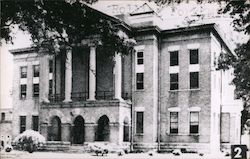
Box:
[234,147,242,158]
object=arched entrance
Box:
[96,115,110,141]
[49,116,61,141]
[123,117,130,142]
[72,116,85,144]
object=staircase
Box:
[67,144,88,153]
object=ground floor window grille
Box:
[190,112,199,134]
[20,116,26,133]
[170,112,178,134]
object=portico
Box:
[48,37,127,103]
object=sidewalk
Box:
[0,150,231,159]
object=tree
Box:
[1,0,135,57]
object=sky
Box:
[0,0,247,109]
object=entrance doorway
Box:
[49,116,61,141]
[72,116,85,144]
[96,115,110,141]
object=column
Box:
[109,122,121,145]
[61,123,71,142]
[88,46,96,100]
[114,53,122,99]
[85,123,96,142]
[63,48,72,102]
[40,56,50,103]
[40,123,48,141]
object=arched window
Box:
[72,116,85,144]
[123,117,130,142]
[96,115,110,141]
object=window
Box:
[32,116,39,131]
[33,84,39,97]
[170,112,178,134]
[170,51,178,66]
[1,113,5,121]
[190,72,199,89]
[190,49,199,64]
[49,80,53,95]
[49,60,53,73]
[20,84,27,99]
[170,73,178,90]
[33,65,40,77]
[137,52,144,65]
[20,116,26,133]
[190,112,199,134]
[136,73,144,90]
[20,66,27,78]
[136,112,143,134]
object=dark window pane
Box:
[20,116,26,133]
[190,72,199,89]
[136,112,143,134]
[33,65,40,77]
[20,66,27,78]
[49,60,53,73]
[32,116,39,131]
[33,84,39,97]
[170,74,178,90]
[190,49,199,64]
[170,112,178,134]
[137,52,144,65]
[20,84,27,99]
[136,73,144,90]
[170,51,178,66]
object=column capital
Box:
[81,35,101,47]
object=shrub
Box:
[5,146,12,152]
[13,130,45,153]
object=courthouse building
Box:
[10,3,242,153]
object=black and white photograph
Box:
[0,0,249,158]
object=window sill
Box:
[189,133,200,136]
[134,89,145,92]
[135,133,144,136]
[167,133,200,136]
[169,88,200,92]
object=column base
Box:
[114,97,124,102]
[63,99,72,103]
[42,98,50,103]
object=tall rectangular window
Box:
[136,112,144,134]
[190,49,199,64]
[32,116,39,131]
[190,72,199,89]
[20,66,27,78]
[33,65,40,77]
[1,113,5,121]
[170,73,178,90]
[33,84,39,97]
[49,80,53,95]
[137,52,144,65]
[170,112,178,134]
[20,116,26,133]
[49,60,53,73]
[170,51,179,66]
[136,73,144,90]
[190,112,199,134]
[20,84,27,99]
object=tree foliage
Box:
[1,0,135,57]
